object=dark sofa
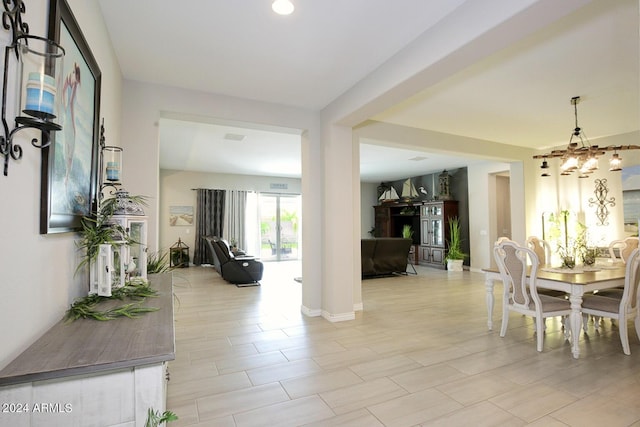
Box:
[204,236,263,286]
[361,238,413,278]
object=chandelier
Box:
[533,96,640,178]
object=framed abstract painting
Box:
[40,0,101,233]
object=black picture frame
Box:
[40,0,101,234]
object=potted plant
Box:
[444,216,466,271]
[147,250,171,274]
[401,224,414,240]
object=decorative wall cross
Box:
[588,179,615,226]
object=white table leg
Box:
[485,276,495,330]
[569,289,584,359]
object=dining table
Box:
[483,262,626,359]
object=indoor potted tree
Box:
[444,216,466,271]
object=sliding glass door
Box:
[258,194,301,261]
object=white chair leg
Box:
[594,316,601,331]
[582,314,588,332]
[619,317,631,355]
[500,304,509,337]
[500,313,509,337]
[536,317,545,352]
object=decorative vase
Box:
[562,256,576,269]
[582,249,596,266]
[447,259,464,272]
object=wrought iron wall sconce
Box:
[533,96,640,178]
[0,0,65,176]
[97,119,123,202]
[588,178,615,226]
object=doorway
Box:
[495,173,512,240]
[259,193,301,261]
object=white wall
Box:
[158,169,301,258]
[0,0,122,369]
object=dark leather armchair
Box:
[203,236,263,286]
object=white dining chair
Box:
[526,236,551,265]
[608,237,639,263]
[596,236,639,299]
[494,239,572,352]
[526,235,568,299]
[582,248,640,355]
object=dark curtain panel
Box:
[193,189,225,265]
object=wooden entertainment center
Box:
[374,200,458,269]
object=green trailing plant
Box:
[75,216,129,274]
[400,206,416,215]
[145,408,178,427]
[401,224,414,239]
[65,279,159,322]
[444,216,467,261]
[147,250,171,274]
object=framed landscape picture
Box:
[40,0,101,233]
[169,206,194,226]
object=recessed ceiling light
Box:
[224,133,245,141]
[408,156,427,161]
[272,0,294,15]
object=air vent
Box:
[224,133,245,141]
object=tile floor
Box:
[166,262,640,427]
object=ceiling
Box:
[97,0,639,183]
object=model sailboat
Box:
[401,179,419,200]
[378,186,399,202]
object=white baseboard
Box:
[353,302,363,311]
[301,305,321,317]
[322,310,355,322]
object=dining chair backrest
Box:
[526,236,551,265]
[495,236,512,246]
[609,237,639,263]
[494,239,540,309]
[623,248,640,314]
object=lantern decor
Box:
[170,238,190,268]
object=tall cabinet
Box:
[419,200,458,268]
